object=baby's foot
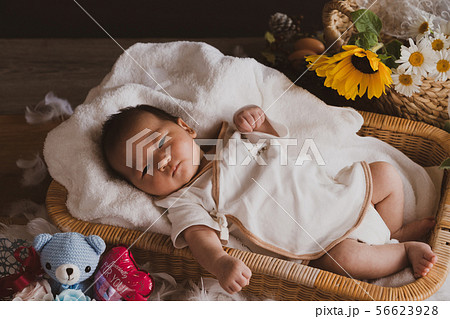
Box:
[404,242,437,278]
[392,217,435,242]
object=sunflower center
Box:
[351,55,377,74]
[409,52,424,66]
[418,22,429,34]
[432,39,444,51]
[436,59,450,73]
[399,74,413,86]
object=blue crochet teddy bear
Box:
[33,232,106,295]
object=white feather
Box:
[0,223,35,241]
[16,153,48,186]
[0,218,58,242]
[26,218,59,237]
[186,278,251,301]
[0,200,55,241]
[25,91,73,124]
[143,271,181,301]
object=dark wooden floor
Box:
[0,38,265,114]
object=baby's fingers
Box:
[243,267,252,281]
[236,273,250,288]
[242,112,259,130]
[227,280,245,294]
[235,113,254,132]
[251,110,265,129]
[245,110,264,130]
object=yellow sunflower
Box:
[306,45,392,100]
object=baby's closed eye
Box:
[142,164,149,177]
[158,135,166,148]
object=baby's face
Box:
[109,112,202,196]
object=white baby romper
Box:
[155,120,391,260]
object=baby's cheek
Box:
[188,144,201,164]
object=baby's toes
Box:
[414,264,430,278]
[415,254,437,277]
[424,251,438,264]
[419,258,434,269]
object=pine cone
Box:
[269,12,299,41]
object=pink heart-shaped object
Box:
[94,246,153,301]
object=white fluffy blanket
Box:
[43,41,437,239]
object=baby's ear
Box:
[177,118,197,138]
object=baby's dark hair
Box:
[101,104,178,178]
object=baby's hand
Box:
[233,105,266,133]
[213,254,252,294]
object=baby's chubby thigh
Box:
[368,161,404,234]
[369,161,403,205]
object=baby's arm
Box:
[183,225,252,294]
[233,105,279,136]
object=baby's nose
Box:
[157,153,171,171]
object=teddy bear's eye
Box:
[45,262,51,270]
[85,266,91,273]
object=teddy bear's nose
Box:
[66,268,73,276]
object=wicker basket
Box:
[322,0,450,128]
[45,111,450,301]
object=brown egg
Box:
[288,49,317,62]
[294,38,325,54]
[288,49,317,71]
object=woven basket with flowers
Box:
[309,0,450,128]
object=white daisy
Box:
[428,32,450,52]
[391,68,422,97]
[428,49,450,82]
[408,13,435,39]
[396,38,436,77]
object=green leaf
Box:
[377,53,390,60]
[385,40,403,60]
[261,51,276,65]
[351,9,382,35]
[355,32,379,50]
[378,54,398,69]
[370,42,384,53]
[444,120,450,133]
[439,158,450,170]
[265,31,275,44]
[347,34,358,45]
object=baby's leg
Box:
[370,162,434,242]
[309,239,437,279]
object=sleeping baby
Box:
[101,104,437,294]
